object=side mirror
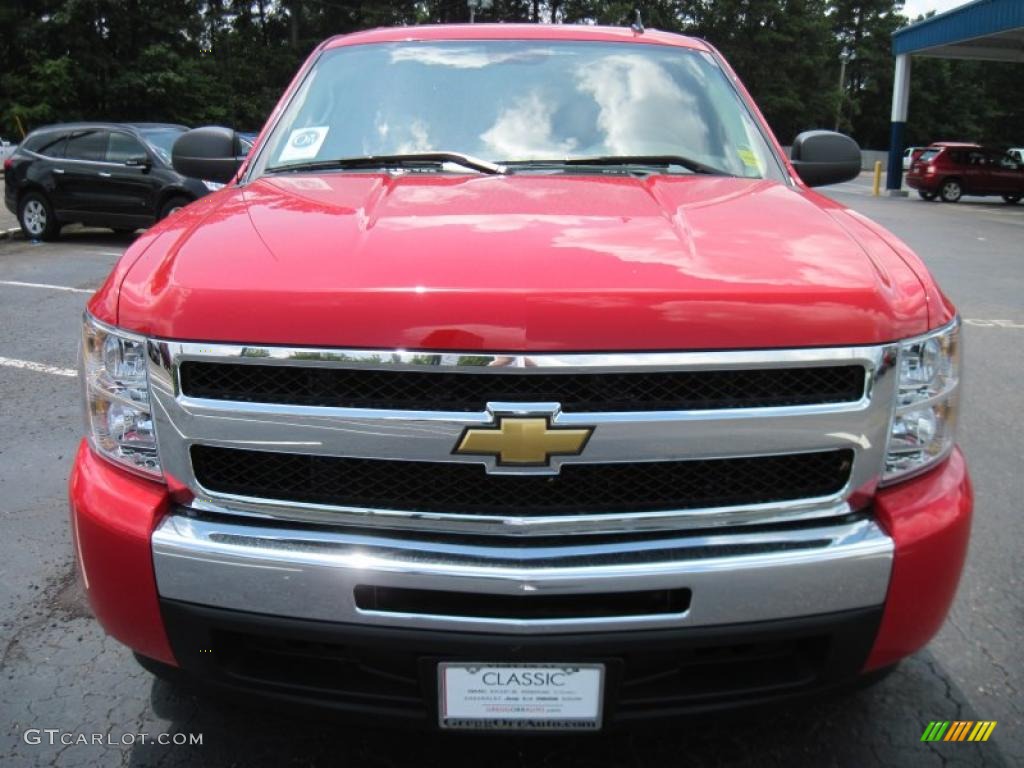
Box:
[124,155,150,169]
[172,126,244,183]
[790,130,861,187]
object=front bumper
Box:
[150,513,892,635]
[153,599,885,725]
[69,441,972,722]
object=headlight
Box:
[81,314,162,478]
[883,318,961,483]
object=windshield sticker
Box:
[278,126,329,163]
[737,147,762,172]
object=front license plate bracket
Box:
[438,662,605,731]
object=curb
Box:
[0,226,23,241]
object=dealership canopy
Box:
[887,0,1024,191]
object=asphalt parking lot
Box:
[0,176,1021,767]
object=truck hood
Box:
[114,173,931,350]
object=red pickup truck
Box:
[70,24,970,731]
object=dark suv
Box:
[906,142,1024,203]
[3,122,219,240]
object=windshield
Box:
[141,128,186,164]
[254,41,782,180]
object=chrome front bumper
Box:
[152,514,893,634]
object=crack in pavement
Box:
[1,562,87,672]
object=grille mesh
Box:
[191,446,854,516]
[179,362,866,412]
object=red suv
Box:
[907,141,1024,203]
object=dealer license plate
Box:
[438,663,604,731]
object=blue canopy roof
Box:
[892,0,1024,61]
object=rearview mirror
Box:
[172,126,244,183]
[124,155,150,169]
[790,130,861,187]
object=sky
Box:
[901,0,973,22]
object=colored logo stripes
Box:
[921,721,997,742]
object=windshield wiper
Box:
[267,152,506,175]
[505,155,732,176]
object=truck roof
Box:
[322,23,710,52]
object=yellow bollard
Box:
[872,160,882,196]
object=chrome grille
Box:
[147,343,898,537]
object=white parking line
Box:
[0,356,77,377]
[0,280,93,294]
[964,318,1024,330]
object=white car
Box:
[0,138,16,167]
[1007,148,1024,165]
[902,146,924,171]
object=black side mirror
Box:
[172,126,244,183]
[790,130,861,187]
[124,155,150,169]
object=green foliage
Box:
[907,57,1024,148]
[1,1,1021,151]
[3,57,78,127]
[829,0,909,147]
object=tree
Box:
[830,0,907,147]
[1,1,1021,151]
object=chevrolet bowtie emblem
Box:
[455,417,593,467]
